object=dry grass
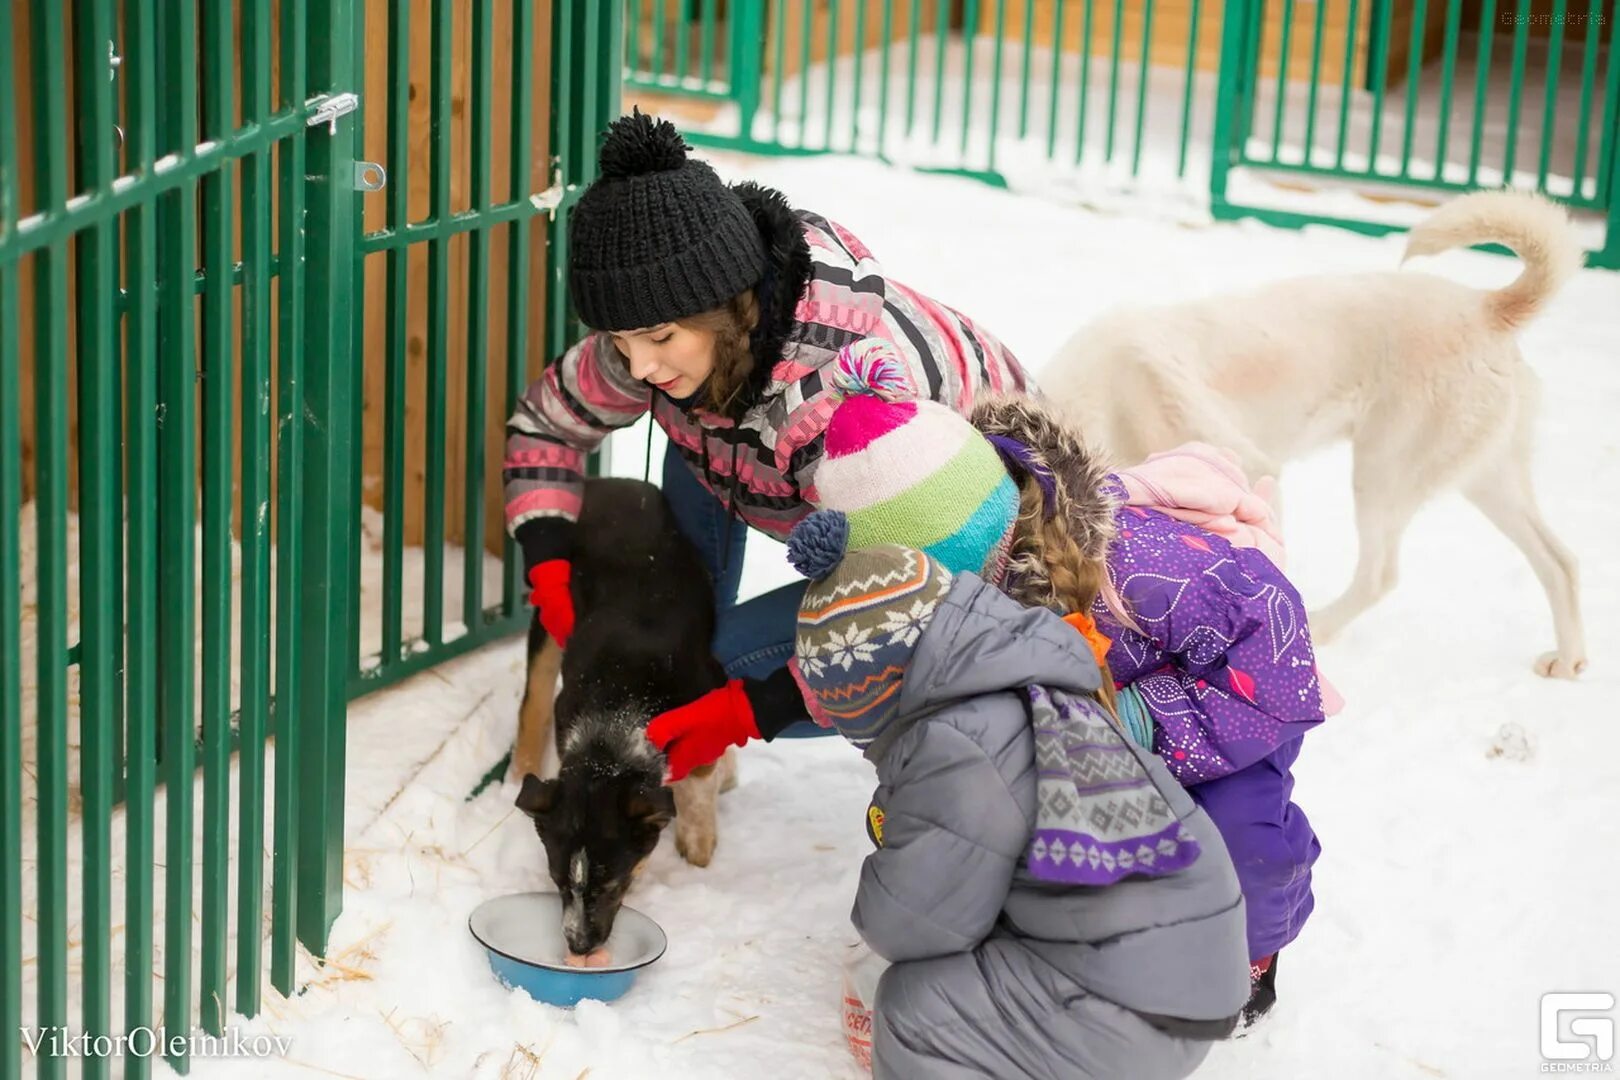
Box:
[379,1007,452,1071]
[671,1014,760,1044]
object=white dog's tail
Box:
[1401,190,1584,331]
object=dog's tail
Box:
[1401,190,1584,331]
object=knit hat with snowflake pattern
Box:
[789,542,953,751]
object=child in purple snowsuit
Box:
[975,399,1327,1030]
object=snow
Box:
[16,152,1620,1077]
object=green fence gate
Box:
[1211,0,1620,266]
[1,1,616,1076]
[627,0,1620,266]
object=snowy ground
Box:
[19,152,1619,1078]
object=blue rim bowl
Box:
[468,892,667,1007]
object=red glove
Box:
[646,679,760,783]
[527,559,576,647]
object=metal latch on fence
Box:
[306,91,360,135]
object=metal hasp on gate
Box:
[305,91,359,135]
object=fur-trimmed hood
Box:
[969,395,1118,610]
[729,181,815,416]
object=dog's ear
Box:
[515,774,560,819]
[624,785,675,831]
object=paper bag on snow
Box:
[840,945,890,1072]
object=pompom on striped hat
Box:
[808,339,1019,581]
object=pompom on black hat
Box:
[567,110,768,332]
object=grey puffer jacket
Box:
[854,574,1250,1080]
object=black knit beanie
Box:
[567,111,768,332]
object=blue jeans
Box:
[661,442,811,684]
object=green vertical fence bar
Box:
[800,0,813,145]
[1017,0,1036,139]
[701,0,719,85]
[878,0,896,153]
[156,0,200,1066]
[1399,0,1429,177]
[426,0,452,645]
[72,0,119,1069]
[1433,0,1462,182]
[298,0,360,957]
[728,0,760,151]
[505,0,535,614]
[0,3,22,1076]
[1268,0,1294,162]
[1045,0,1066,158]
[199,0,236,1035]
[466,0,495,631]
[1075,0,1097,162]
[384,0,411,661]
[1598,0,1620,205]
[549,0,577,359]
[1570,0,1603,197]
[1208,0,1252,203]
[772,0,788,140]
[272,0,309,998]
[628,0,642,76]
[1335,0,1360,169]
[29,0,72,1071]
[348,2,368,698]
[1103,0,1125,162]
[676,0,691,82]
[960,0,980,159]
[1237,0,1263,150]
[121,0,161,1064]
[931,0,948,144]
[1466,0,1496,184]
[653,0,667,77]
[905,0,922,138]
[987,0,1008,172]
[1130,0,1155,176]
[1300,0,1327,166]
[1502,0,1531,183]
[852,0,869,152]
[825,0,840,149]
[237,0,275,1019]
[1174,0,1202,176]
[1535,0,1567,191]
[1366,0,1393,170]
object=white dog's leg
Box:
[1463,464,1587,679]
[1309,453,1431,642]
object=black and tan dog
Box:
[513,478,737,956]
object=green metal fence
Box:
[1,1,617,1076]
[630,0,1619,266]
[1211,0,1620,264]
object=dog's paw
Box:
[1534,651,1588,679]
[675,825,716,868]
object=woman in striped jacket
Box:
[504,112,1031,778]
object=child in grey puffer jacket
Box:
[790,538,1251,1079]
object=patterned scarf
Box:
[1025,684,1202,886]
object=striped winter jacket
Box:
[503,182,1032,567]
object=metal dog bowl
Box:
[468,892,667,1007]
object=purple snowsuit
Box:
[1094,492,1325,963]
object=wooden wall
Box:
[7,0,554,559]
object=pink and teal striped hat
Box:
[800,340,1019,581]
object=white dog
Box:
[1043,191,1587,677]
